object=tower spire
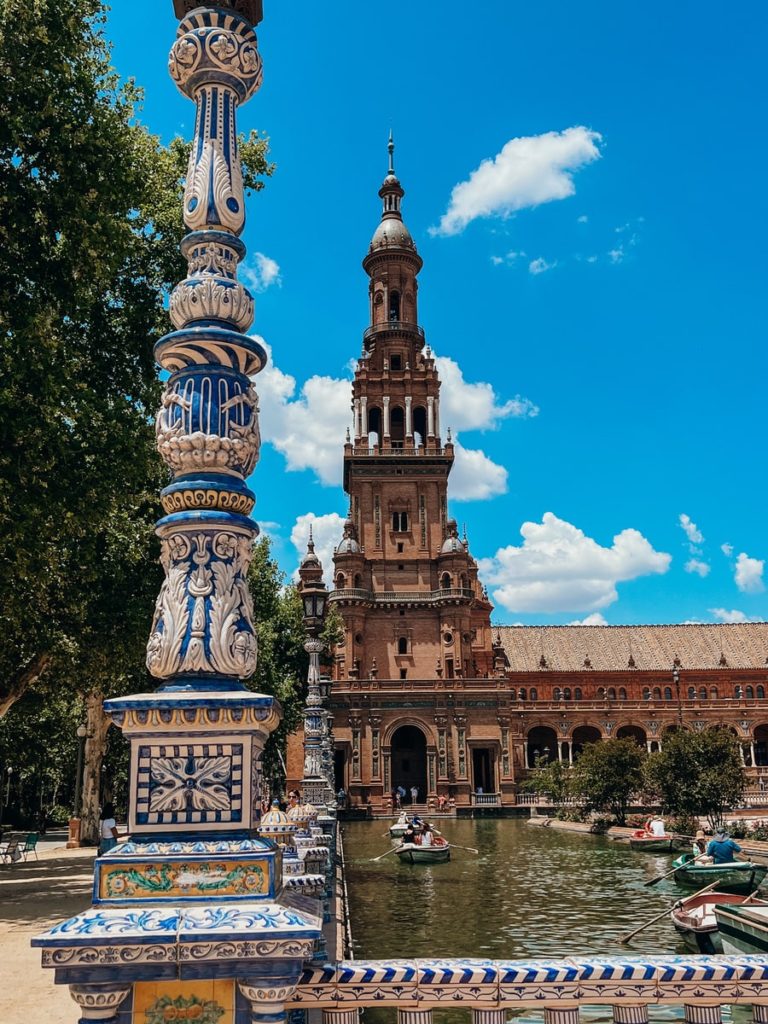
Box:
[388,129,395,176]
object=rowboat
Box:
[671,891,768,953]
[395,838,450,864]
[629,833,674,852]
[714,902,768,955]
[672,853,768,895]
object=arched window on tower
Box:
[619,687,627,700]
[335,572,346,589]
[368,406,382,448]
[413,406,427,448]
[397,636,408,655]
[389,290,400,321]
[574,687,582,701]
[664,687,672,700]
[390,405,405,448]
[440,572,451,590]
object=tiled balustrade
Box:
[290,956,768,1023]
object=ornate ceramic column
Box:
[33,4,322,1019]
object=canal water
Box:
[343,818,748,1024]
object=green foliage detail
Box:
[570,737,646,826]
[643,727,746,829]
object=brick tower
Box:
[322,139,498,809]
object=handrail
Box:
[350,446,448,457]
[363,321,425,344]
[329,587,474,605]
[290,954,768,1011]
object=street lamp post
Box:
[67,724,88,849]
[0,766,13,829]
[297,532,334,808]
[673,666,683,727]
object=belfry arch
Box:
[390,724,428,804]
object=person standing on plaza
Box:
[410,784,418,805]
[98,802,119,854]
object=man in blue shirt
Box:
[706,830,743,864]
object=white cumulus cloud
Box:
[685,559,711,578]
[255,342,534,502]
[450,443,508,501]
[709,608,752,624]
[478,512,671,613]
[679,513,704,546]
[435,354,538,432]
[735,551,765,594]
[529,257,557,275]
[721,542,734,557]
[290,512,346,586]
[568,612,609,626]
[241,252,281,292]
[431,126,603,237]
[254,339,351,486]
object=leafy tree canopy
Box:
[0,0,272,716]
[571,737,645,825]
[643,727,745,829]
[522,754,573,809]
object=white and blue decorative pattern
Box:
[135,743,242,825]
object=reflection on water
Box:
[343,819,751,1024]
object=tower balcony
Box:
[363,321,425,346]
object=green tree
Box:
[644,727,745,829]
[0,0,273,719]
[571,737,645,825]
[521,754,573,810]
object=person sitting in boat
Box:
[706,830,742,864]
[646,814,666,837]
[402,823,417,846]
[693,829,714,864]
[421,823,434,847]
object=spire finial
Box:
[307,524,315,553]
[388,130,395,176]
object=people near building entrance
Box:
[395,785,406,808]
[706,830,743,864]
[336,786,346,808]
[693,829,714,864]
[98,802,119,855]
[646,815,666,837]
[437,794,447,811]
[410,785,419,804]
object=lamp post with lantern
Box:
[297,529,334,807]
[67,723,88,848]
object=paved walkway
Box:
[0,842,95,1024]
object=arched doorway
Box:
[391,725,428,804]
[572,725,601,759]
[617,725,647,747]
[755,724,768,766]
[527,726,558,768]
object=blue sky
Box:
[107,1,767,627]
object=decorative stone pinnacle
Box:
[388,129,395,175]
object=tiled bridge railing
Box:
[289,956,768,1023]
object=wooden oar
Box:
[644,860,685,887]
[448,843,479,854]
[620,878,722,945]
[372,846,400,862]
[740,887,762,903]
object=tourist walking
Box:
[98,802,119,854]
[410,784,419,805]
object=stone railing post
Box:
[239,980,302,1024]
[545,1009,580,1024]
[473,1011,507,1024]
[684,1007,722,1024]
[613,1007,649,1024]
[752,1005,768,1024]
[398,1011,432,1024]
[69,986,130,1024]
[323,1011,360,1024]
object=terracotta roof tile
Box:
[495,622,768,672]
